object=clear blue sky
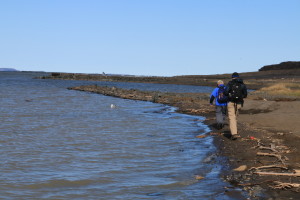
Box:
[0,0,299,76]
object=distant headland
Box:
[259,61,300,71]
[0,68,18,71]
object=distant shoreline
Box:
[41,66,300,91]
[0,68,18,72]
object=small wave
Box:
[22,178,111,189]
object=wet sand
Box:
[69,85,300,199]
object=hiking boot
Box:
[216,123,224,130]
[231,135,240,140]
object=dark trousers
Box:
[216,106,227,128]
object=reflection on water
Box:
[0,72,245,199]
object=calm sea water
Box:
[0,72,246,199]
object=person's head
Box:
[231,72,239,79]
[217,80,224,86]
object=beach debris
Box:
[195,175,204,180]
[196,134,208,139]
[234,165,247,172]
[270,181,300,190]
[270,143,276,149]
[196,135,208,138]
[284,150,292,153]
[254,170,300,177]
[276,145,289,150]
[258,146,277,152]
[250,165,288,171]
[257,152,288,165]
[210,132,222,136]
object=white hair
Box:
[217,80,224,85]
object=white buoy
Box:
[110,104,116,109]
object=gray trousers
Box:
[216,106,227,125]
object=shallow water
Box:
[0,72,246,199]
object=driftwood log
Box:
[254,170,300,177]
[250,165,288,171]
[256,152,288,165]
[270,181,300,190]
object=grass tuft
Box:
[252,83,300,100]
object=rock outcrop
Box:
[259,61,300,71]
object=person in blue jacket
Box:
[209,80,227,129]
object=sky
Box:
[0,0,299,76]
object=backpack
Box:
[217,86,228,104]
[229,81,244,103]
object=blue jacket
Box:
[210,84,227,106]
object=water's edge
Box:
[0,72,249,199]
[69,85,249,199]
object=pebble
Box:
[195,175,204,180]
[234,165,247,172]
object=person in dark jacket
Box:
[210,80,227,129]
[224,72,247,140]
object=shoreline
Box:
[69,85,300,199]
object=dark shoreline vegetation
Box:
[41,62,300,199]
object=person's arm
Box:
[209,88,217,104]
[210,95,215,104]
[242,84,248,98]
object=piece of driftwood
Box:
[250,165,288,171]
[254,171,300,177]
[259,146,278,152]
[256,152,287,164]
[196,134,208,139]
[195,175,204,180]
[270,181,300,190]
[257,152,282,158]
[234,165,247,172]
